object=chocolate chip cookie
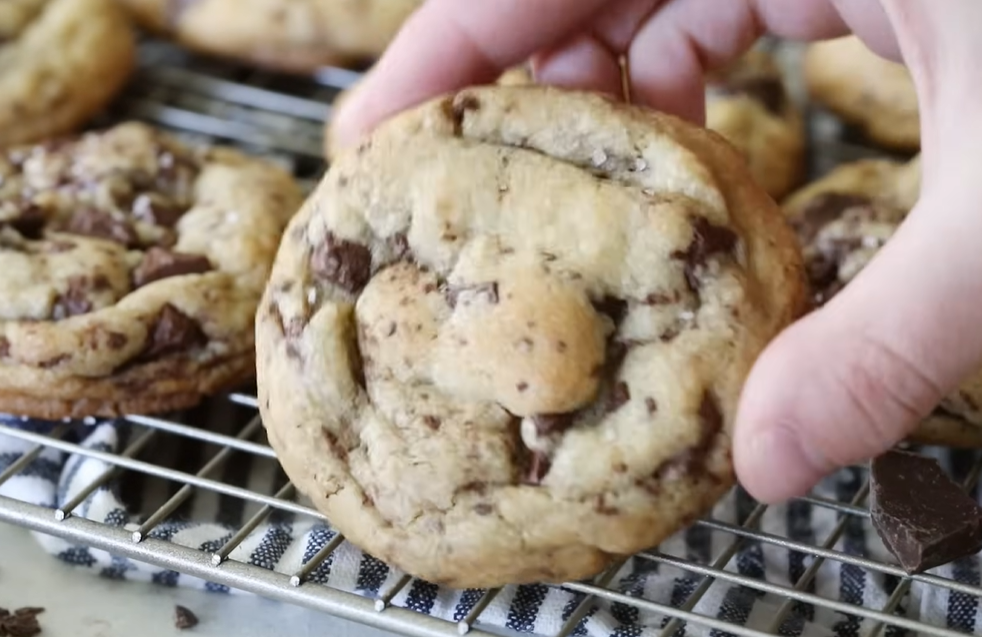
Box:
[706,50,805,200]
[0,122,303,419]
[804,36,919,151]
[258,85,805,587]
[119,0,421,73]
[0,0,136,147]
[785,156,982,447]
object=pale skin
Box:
[331,0,982,503]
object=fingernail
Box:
[739,424,821,504]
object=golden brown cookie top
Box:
[0,122,302,384]
[258,85,804,587]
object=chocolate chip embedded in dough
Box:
[0,337,9,358]
[65,208,139,247]
[310,232,372,293]
[141,304,206,360]
[606,381,631,413]
[131,193,185,227]
[672,217,738,292]
[592,296,628,325]
[532,413,574,436]
[133,247,213,287]
[446,93,481,136]
[8,202,46,239]
[52,276,96,319]
[794,193,872,244]
[525,451,551,485]
[474,503,493,516]
[654,390,724,480]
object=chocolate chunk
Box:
[174,605,199,630]
[607,381,631,413]
[716,76,786,115]
[532,413,574,436]
[645,397,658,414]
[8,202,46,239]
[142,304,206,359]
[66,208,139,247]
[474,503,493,515]
[525,451,551,485]
[592,296,628,325]
[422,415,441,430]
[133,248,212,287]
[52,275,97,319]
[794,193,872,244]
[310,232,372,293]
[131,193,185,227]
[805,236,864,305]
[672,217,738,292]
[0,337,9,358]
[870,450,982,574]
[0,607,44,637]
[445,282,499,309]
[446,93,481,135]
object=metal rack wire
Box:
[0,38,978,637]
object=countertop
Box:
[0,523,396,637]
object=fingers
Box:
[625,0,848,119]
[330,0,609,151]
[735,181,982,503]
[532,34,624,99]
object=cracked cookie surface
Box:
[706,50,805,201]
[804,36,919,151]
[0,0,135,147]
[785,156,982,447]
[258,85,804,587]
[0,122,303,419]
[119,0,421,72]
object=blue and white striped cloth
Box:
[1,412,981,637]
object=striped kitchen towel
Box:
[1,409,981,637]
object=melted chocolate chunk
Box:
[141,304,206,360]
[66,208,139,247]
[870,450,982,574]
[525,451,551,485]
[310,232,372,293]
[8,202,45,239]
[805,236,864,306]
[672,217,738,292]
[474,503,494,515]
[445,282,499,309]
[794,192,872,244]
[607,381,631,413]
[592,296,628,325]
[447,93,481,135]
[133,247,212,287]
[532,413,574,436]
[0,337,9,358]
[131,193,185,227]
[52,275,105,319]
[716,75,786,115]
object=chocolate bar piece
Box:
[870,450,982,573]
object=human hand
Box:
[331,0,982,503]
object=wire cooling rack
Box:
[0,38,978,637]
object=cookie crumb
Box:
[174,605,198,630]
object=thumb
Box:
[735,174,982,503]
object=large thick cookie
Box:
[785,156,982,446]
[804,36,919,151]
[119,0,421,72]
[0,0,136,147]
[706,50,805,200]
[258,85,805,587]
[0,123,303,419]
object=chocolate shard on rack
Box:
[869,450,982,574]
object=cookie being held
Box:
[0,123,303,419]
[119,0,421,73]
[706,50,805,200]
[0,0,136,147]
[259,85,805,587]
[785,155,982,447]
[804,36,919,151]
